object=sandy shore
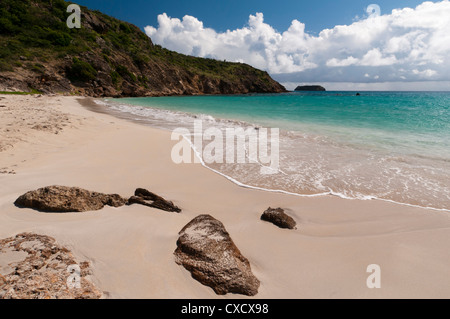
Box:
[0,94,449,299]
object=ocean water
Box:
[98,92,450,211]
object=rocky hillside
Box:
[0,0,286,97]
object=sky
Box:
[75,0,450,90]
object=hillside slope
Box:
[0,0,286,96]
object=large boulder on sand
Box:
[174,214,260,296]
[14,186,127,213]
[261,207,297,229]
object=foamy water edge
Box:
[95,98,450,213]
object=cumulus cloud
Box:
[144,1,450,87]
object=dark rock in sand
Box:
[127,188,181,213]
[261,207,297,229]
[127,195,149,206]
[14,186,127,213]
[174,214,260,296]
[0,233,102,299]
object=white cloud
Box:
[144,1,450,85]
[360,49,397,66]
[326,56,359,67]
[326,49,397,67]
[412,69,438,77]
[145,12,315,73]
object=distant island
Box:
[295,85,326,91]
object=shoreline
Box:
[1,94,449,298]
[88,96,450,213]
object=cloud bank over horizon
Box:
[145,1,450,90]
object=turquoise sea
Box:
[100,92,450,211]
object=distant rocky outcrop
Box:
[127,188,181,213]
[295,85,326,91]
[0,0,286,97]
[261,207,297,229]
[174,214,260,296]
[14,186,127,212]
[0,233,102,299]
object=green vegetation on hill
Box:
[0,0,71,70]
[0,0,140,71]
[0,0,285,96]
[67,57,97,82]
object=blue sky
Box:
[75,0,428,34]
[75,0,450,90]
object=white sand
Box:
[0,94,449,299]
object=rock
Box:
[0,274,6,288]
[174,214,260,296]
[83,11,109,34]
[14,186,127,213]
[295,85,326,91]
[261,207,297,229]
[127,188,181,213]
[0,233,102,299]
[126,196,148,206]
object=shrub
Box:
[116,65,136,82]
[46,30,72,46]
[0,61,13,72]
[67,57,97,82]
[110,70,120,85]
[31,63,45,73]
[132,52,149,68]
[119,23,132,34]
[0,17,15,34]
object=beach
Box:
[0,94,449,299]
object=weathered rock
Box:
[0,274,6,288]
[127,188,181,213]
[261,207,297,229]
[14,186,127,213]
[0,233,102,299]
[127,196,149,206]
[174,214,259,296]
